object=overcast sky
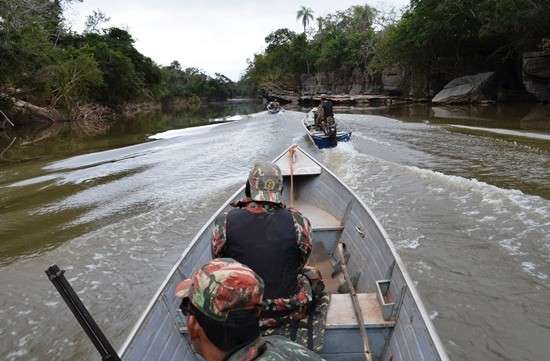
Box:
[67,1,409,81]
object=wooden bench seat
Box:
[321,293,395,361]
[326,293,395,329]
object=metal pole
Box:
[45,265,121,361]
[335,243,373,361]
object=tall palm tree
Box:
[296,6,314,34]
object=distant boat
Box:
[303,110,352,149]
[266,102,282,114]
[119,145,449,361]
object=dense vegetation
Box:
[243,1,550,94]
[243,4,379,91]
[0,0,236,120]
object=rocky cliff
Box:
[299,67,405,97]
[523,50,550,102]
[264,56,546,105]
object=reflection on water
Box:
[366,102,550,131]
[0,101,265,165]
[0,102,549,361]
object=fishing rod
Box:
[45,265,122,361]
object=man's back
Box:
[322,100,334,118]
[224,206,301,299]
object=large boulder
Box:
[523,50,550,102]
[432,72,496,104]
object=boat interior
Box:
[122,147,442,361]
[274,149,397,361]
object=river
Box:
[1,102,549,361]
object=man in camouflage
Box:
[176,258,325,361]
[212,162,329,352]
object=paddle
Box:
[45,265,122,361]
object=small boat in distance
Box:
[119,145,449,361]
[266,101,282,114]
[303,110,352,149]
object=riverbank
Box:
[1,94,215,131]
[246,3,550,108]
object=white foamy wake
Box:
[449,125,550,141]
[225,115,243,121]
[148,123,224,140]
[323,141,550,282]
[353,131,393,147]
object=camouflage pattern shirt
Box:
[226,336,325,361]
[212,198,313,326]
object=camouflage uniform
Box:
[227,335,325,361]
[211,162,329,352]
[175,259,325,361]
[175,258,264,321]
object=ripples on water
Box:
[0,104,549,361]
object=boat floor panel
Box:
[326,293,395,329]
[293,202,341,230]
[308,242,340,293]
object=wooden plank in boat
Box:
[274,149,321,176]
[326,293,395,329]
[293,202,342,230]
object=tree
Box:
[296,6,314,34]
[84,10,110,34]
[47,51,103,115]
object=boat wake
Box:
[321,140,550,283]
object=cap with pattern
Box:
[175,258,264,322]
[248,162,283,203]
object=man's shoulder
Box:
[260,336,324,360]
[287,207,310,225]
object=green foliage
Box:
[84,9,110,34]
[0,0,233,118]
[245,1,550,94]
[0,0,62,98]
[373,0,550,73]
[296,6,314,33]
[244,4,378,89]
[160,63,235,104]
[46,49,103,113]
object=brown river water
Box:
[1,102,549,361]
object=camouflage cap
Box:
[248,162,283,203]
[175,258,264,322]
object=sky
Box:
[67,0,410,81]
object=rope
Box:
[288,145,297,208]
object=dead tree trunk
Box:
[1,93,65,123]
[0,110,15,129]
